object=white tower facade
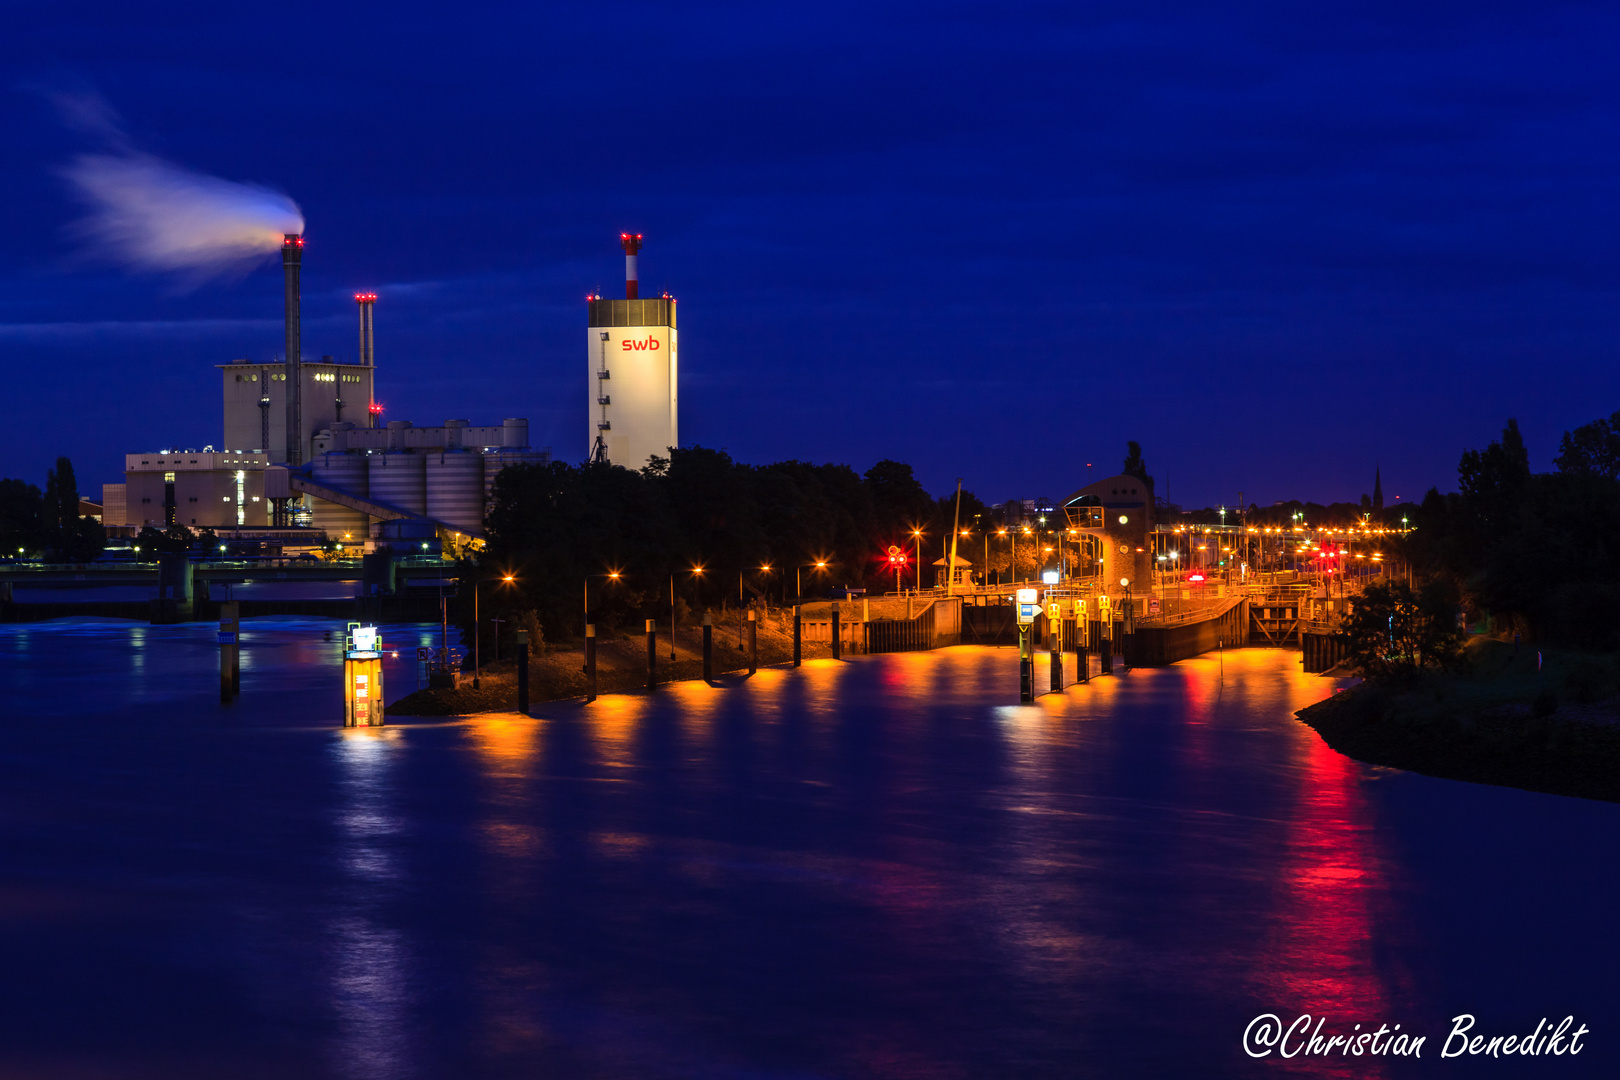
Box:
[586,236,677,469]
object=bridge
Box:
[0,557,456,624]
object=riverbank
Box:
[1297,640,1620,803]
[386,617,834,714]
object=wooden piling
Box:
[585,624,597,702]
[646,619,657,690]
[702,614,713,682]
[515,630,529,715]
[747,610,757,674]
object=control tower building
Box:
[587,233,677,469]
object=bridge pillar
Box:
[151,553,193,624]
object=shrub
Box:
[1339,580,1466,682]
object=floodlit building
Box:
[101,241,548,545]
[588,233,678,469]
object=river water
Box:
[0,617,1613,1078]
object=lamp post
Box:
[582,570,622,671]
[911,528,925,592]
[796,559,827,602]
[472,573,516,689]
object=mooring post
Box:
[702,613,713,682]
[1100,626,1113,675]
[1076,614,1089,684]
[1019,625,1034,702]
[646,619,657,690]
[585,623,597,702]
[218,600,239,702]
[831,603,842,660]
[747,609,758,674]
[515,630,530,715]
[793,605,802,667]
[1049,615,1062,693]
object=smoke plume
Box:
[50,91,304,279]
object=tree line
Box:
[1394,412,1620,651]
[0,457,104,562]
[473,447,1014,644]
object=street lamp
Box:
[668,565,704,660]
[737,564,774,644]
[582,570,622,670]
[910,527,925,592]
[472,572,516,689]
[797,559,828,602]
[584,570,622,624]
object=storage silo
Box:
[368,450,426,515]
[426,449,485,535]
[483,448,550,514]
[310,450,371,540]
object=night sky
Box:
[4,2,1616,510]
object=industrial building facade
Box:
[219,357,375,466]
[587,297,678,470]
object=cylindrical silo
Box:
[426,449,485,535]
[502,418,529,448]
[310,451,370,541]
[483,449,550,514]
[368,450,426,515]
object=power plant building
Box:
[101,236,548,546]
[588,234,678,469]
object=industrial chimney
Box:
[354,292,377,428]
[282,234,303,465]
[620,232,643,299]
[355,292,376,367]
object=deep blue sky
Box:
[3,2,1617,509]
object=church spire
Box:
[1373,465,1384,512]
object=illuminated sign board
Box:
[1016,587,1039,626]
[345,623,382,659]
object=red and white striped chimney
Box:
[620,232,643,299]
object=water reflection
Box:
[1,623,1615,1077]
[329,727,416,1080]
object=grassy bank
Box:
[1298,639,1620,803]
[386,617,833,715]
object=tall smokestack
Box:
[355,292,377,428]
[282,233,303,465]
[355,292,376,366]
[620,232,642,300]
